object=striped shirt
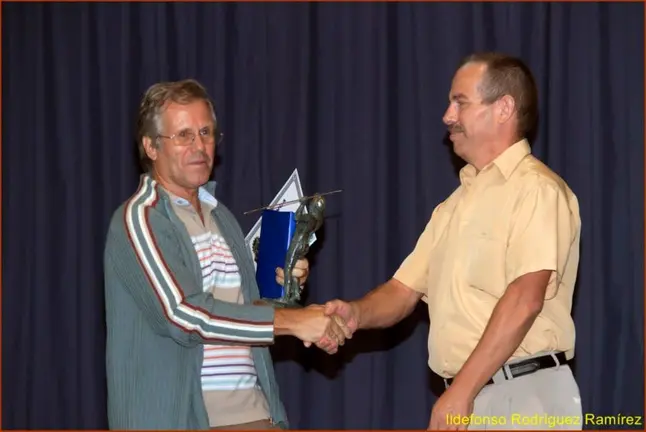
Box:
[193,229,258,391]
[168,188,270,427]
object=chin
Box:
[451,141,464,155]
[185,170,211,188]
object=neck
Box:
[469,136,519,171]
[470,146,506,172]
[151,171,201,210]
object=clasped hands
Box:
[275,261,358,355]
[304,299,360,355]
[269,299,357,355]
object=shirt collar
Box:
[197,184,218,208]
[459,138,531,186]
[142,173,219,208]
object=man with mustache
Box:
[103,79,347,430]
[324,53,582,430]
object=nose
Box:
[443,104,457,126]
[192,133,206,150]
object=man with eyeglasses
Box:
[103,79,347,430]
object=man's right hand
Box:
[311,299,359,353]
[324,299,360,335]
[274,305,348,354]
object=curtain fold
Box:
[3,2,643,429]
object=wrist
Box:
[349,301,363,330]
[449,370,482,400]
[274,308,300,337]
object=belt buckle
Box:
[508,360,540,379]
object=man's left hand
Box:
[428,384,475,430]
[275,258,309,287]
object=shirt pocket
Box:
[464,231,508,298]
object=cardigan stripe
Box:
[123,177,274,343]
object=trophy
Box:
[246,190,340,308]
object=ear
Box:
[496,95,516,124]
[142,136,159,162]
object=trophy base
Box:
[259,298,303,309]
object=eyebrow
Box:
[450,93,468,102]
[175,126,193,135]
[175,125,212,134]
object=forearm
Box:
[450,284,543,399]
[106,240,275,347]
[112,187,277,347]
[353,278,421,329]
[179,292,276,344]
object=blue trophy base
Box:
[255,209,301,304]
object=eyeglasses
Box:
[157,128,223,147]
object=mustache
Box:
[448,125,464,134]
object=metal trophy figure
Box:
[246,190,340,308]
[278,194,325,306]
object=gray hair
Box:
[135,79,218,171]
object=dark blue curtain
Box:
[3,2,643,430]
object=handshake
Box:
[274,300,360,355]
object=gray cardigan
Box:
[104,174,289,430]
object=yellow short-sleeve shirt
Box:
[394,139,581,378]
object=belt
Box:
[445,351,567,387]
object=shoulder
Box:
[516,156,576,196]
[212,199,236,221]
[105,180,172,250]
[212,199,245,233]
[513,155,580,215]
[212,195,249,228]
